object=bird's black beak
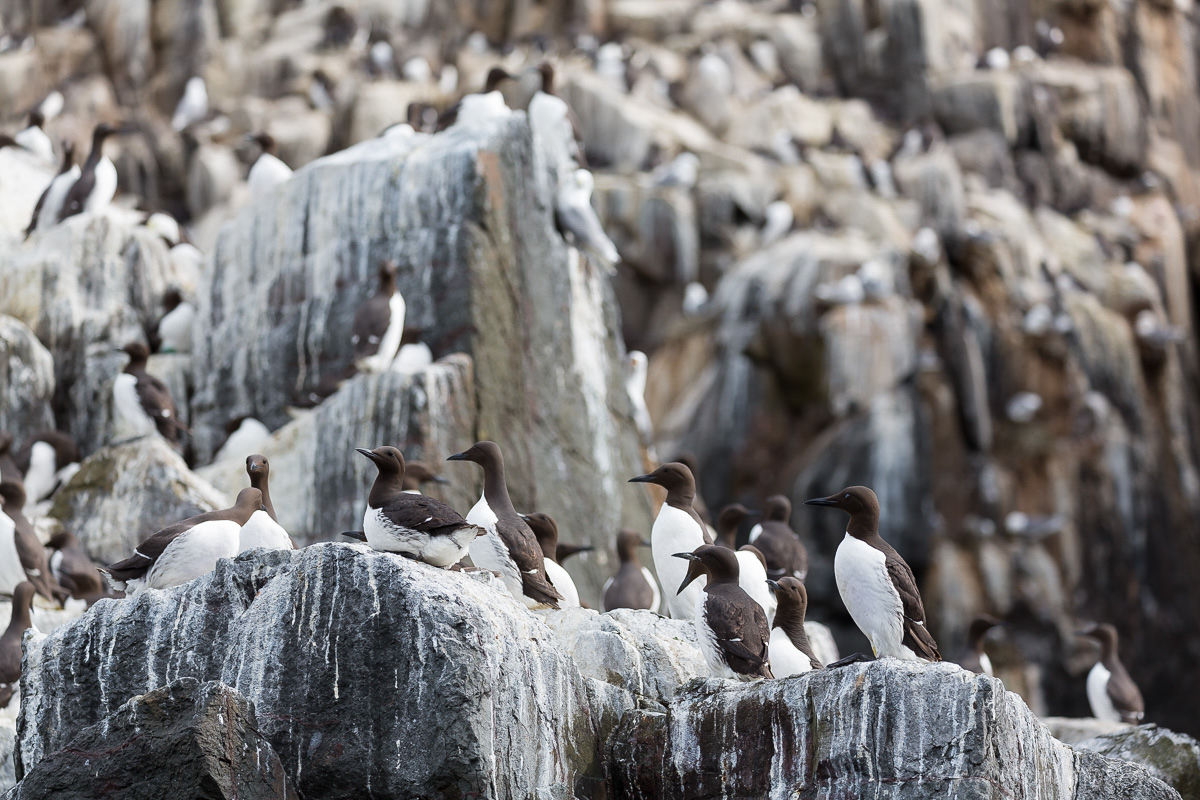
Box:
[804,494,839,507]
[261,504,267,512]
[356,447,384,465]
[628,474,656,484]
[518,513,529,520]
[446,451,469,462]
[766,579,781,591]
[432,475,451,484]
[673,552,703,595]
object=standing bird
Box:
[715,504,775,624]
[448,441,562,608]
[603,529,660,613]
[153,288,196,354]
[0,482,68,605]
[554,169,619,269]
[628,462,711,619]
[521,511,586,608]
[47,531,118,605]
[352,260,406,374]
[956,615,1002,676]
[15,110,53,163]
[625,351,654,453]
[102,488,262,594]
[767,577,822,677]
[805,486,941,664]
[528,62,583,174]
[0,582,36,708]
[25,141,76,238]
[345,446,483,566]
[246,132,293,199]
[171,76,208,131]
[401,461,450,493]
[113,341,187,445]
[1079,623,1144,724]
[58,122,122,222]
[239,455,294,552]
[675,545,773,680]
[439,67,514,130]
[14,430,80,513]
[749,495,808,581]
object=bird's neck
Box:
[250,474,277,520]
[480,459,517,516]
[773,604,811,649]
[847,514,880,541]
[368,470,405,508]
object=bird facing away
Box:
[58,122,122,222]
[401,461,450,493]
[805,486,941,664]
[239,455,295,552]
[749,494,808,581]
[113,341,188,445]
[768,577,822,677]
[1079,623,1144,724]
[154,288,195,354]
[956,615,1001,676]
[675,545,773,680]
[0,481,69,605]
[103,488,261,594]
[521,511,585,608]
[603,529,659,613]
[629,462,711,620]
[716,504,775,623]
[14,429,80,513]
[0,581,36,708]
[352,260,406,374]
[346,446,483,567]
[448,441,562,608]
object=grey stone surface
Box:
[1076,725,1200,799]
[0,316,54,441]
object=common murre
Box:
[629,462,710,619]
[675,545,773,680]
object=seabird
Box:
[352,260,406,374]
[672,452,712,525]
[0,581,35,708]
[715,504,775,623]
[1079,623,1145,724]
[767,577,822,677]
[0,481,68,605]
[153,288,196,354]
[748,494,808,581]
[113,341,188,445]
[246,132,293,199]
[628,462,711,619]
[213,417,271,464]
[625,351,654,452]
[47,531,118,605]
[555,540,594,564]
[602,529,660,613]
[0,502,25,595]
[528,62,583,173]
[15,110,53,163]
[675,545,773,680]
[392,342,433,375]
[57,122,122,222]
[171,76,208,131]
[760,200,794,246]
[956,615,1001,677]
[448,441,562,608]
[440,67,513,130]
[25,141,77,238]
[805,486,941,664]
[13,430,80,513]
[554,169,619,269]
[103,488,261,594]
[347,446,483,566]
[239,455,295,552]
[401,461,450,494]
[521,511,589,608]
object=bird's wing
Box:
[707,588,773,678]
[25,182,51,238]
[1107,665,1145,722]
[554,196,618,263]
[57,170,93,222]
[885,554,941,661]
[382,495,472,536]
[495,516,563,607]
[134,373,187,434]
[104,525,188,580]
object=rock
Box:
[931,70,1024,144]
[0,719,14,796]
[724,86,833,153]
[1031,62,1147,175]
[186,143,241,219]
[1044,716,1137,746]
[0,316,55,439]
[1074,725,1200,798]
[0,149,53,241]
[610,660,1180,798]
[9,678,297,800]
[48,436,229,566]
[348,80,434,144]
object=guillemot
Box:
[448,441,562,608]
[58,122,122,222]
[748,495,808,581]
[0,581,35,708]
[805,486,941,664]
[1079,623,1144,724]
[715,504,775,624]
[47,531,119,605]
[603,529,660,613]
[766,577,822,677]
[246,132,293,199]
[439,67,514,130]
[352,260,406,374]
[520,512,586,608]
[171,76,208,131]
[113,341,188,445]
[625,351,655,454]
[15,110,53,163]
[554,169,619,269]
[25,141,76,239]
[345,446,483,567]
[13,430,80,513]
[528,62,582,174]
[0,482,68,605]
[153,288,196,354]
[675,545,773,680]
[956,615,1001,676]
[103,488,261,594]
[239,455,295,552]
[401,461,450,494]
[213,417,272,464]
[629,462,711,619]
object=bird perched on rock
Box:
[554,169,619,270]
[1079,623,1144,724]
[749,494,808,581]
[521,511,590,608]
[239,455,294,552]
[528,62,583,174]
[675,545,773,680]
[113,341,187,445]
[625,351,654,454]
[0,482,68,605]
[0,581,35,708]
[716,504,775,624]
[58,122,123,222]
[171,76,208,131]
[246,132,293,199]
[15,110,53,163]
[401,461,450,493]
[603,529,659,613]
[153,288,196,354]
[14,430,80,514]
[25,141,76,239]
[213,417,271,464]
[805,486,941,665]
[440,67,514,130]
[767,577,822,677]
[346,446,483,566]
[956,615,1001,676]
[629,462,711,619]
[352,260,406,374]
[103,488,262,594]
[449,441,562,608]
[47,531,119,606]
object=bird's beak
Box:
[356,447,384,465]
[673,552,703,595]
[432,475,450,484]
[766,579,781,591]
[518,514,529,520]
[746,510,763,518]
[446,451,469,462]
[803,494,839,507]
[628,474,656,484]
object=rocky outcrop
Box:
[1075,725,1200,799]
[8,678,296,800]
[0,316,54,439]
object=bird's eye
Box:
[844,493,850,499]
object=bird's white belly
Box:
[23,442,59,507]
[466,493,498,529]
[651,504,707,619]
[0,516,25,595]
[735,550,776,626]
[213,419,270,464]
[248,154,293,198]
[238,510,292,552]
[112,373,156,437]
[158,303,196,353]
[144,520,240,591]
[979,651,994,678]
[85,157,118,212]
[1087,662,1120,723]
[544,558,579,607]
[361,293,406,373]
[466,499,526,603]
[770,627,814,678]
[37,167,79,230]
[695,592,737,679]
[835,533,908,658]
[747,523,763,544]
[643,566,661,614]
[363,507,470,567]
